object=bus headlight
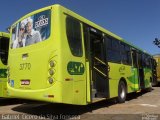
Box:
[50,60,56,67]
[48,77,53,84]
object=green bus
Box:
[0,32,9,98]
[7,4,153,105]
[150,57,157,86]
[153,54,160,83]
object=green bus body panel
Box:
[144,68,152,88]
[0,32,9,98]
[108,63,137,98]
[7,5,86,105]
[128,68,139,91]
[7,5,152,105]
[0,32,9,38]
[154,55,160,82]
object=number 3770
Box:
[19,63,31,70]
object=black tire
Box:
[146,78,153,92]
[118,81,126,103]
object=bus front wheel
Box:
[118,81,126,103]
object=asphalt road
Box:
[0,87,160,120]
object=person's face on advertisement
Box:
[20,27,25,34]
[26,22,32,34]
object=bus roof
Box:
[11,4,151,56]
[122,39,151,56]
[0,32,9,38]
[57,4,151,56]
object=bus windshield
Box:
[11,9,51,49]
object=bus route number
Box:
[19,63,31,70]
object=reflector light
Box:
[49,77,53,84]
[49,69,55,75]
[50,60,55,67]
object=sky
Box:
[0,0,160,55]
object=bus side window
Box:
[138,52,142,68]
[145,54,151,68]
[132,50,137,68]
[120,43,132,65]
[142,54,146,67]
[0,37,9,65]
[83,25,88,59]
[66,16,83,57]
[106,37,121,63]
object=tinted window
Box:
[66,16,82,57]
[0,37,9,65]
[145,54,151,68]
[132,50,137,67]
[142,54,146,67]
[106,37,121,63]
[138,52,143,67]
[121,43,131,65]
[112,39,120,51]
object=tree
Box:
[153,38,160,48]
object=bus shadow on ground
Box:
[126,88,152,101]
[0,89,149,107]
[11,90,150,119]
[0,98,44,106]
[12,100,114,116]
[0,98,27,106]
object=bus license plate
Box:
[21,80,30,85]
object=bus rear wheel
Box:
[118,81,126,103]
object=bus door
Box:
[88,27,109,99]
[132,49,144,90]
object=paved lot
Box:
[0,87,160,120]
